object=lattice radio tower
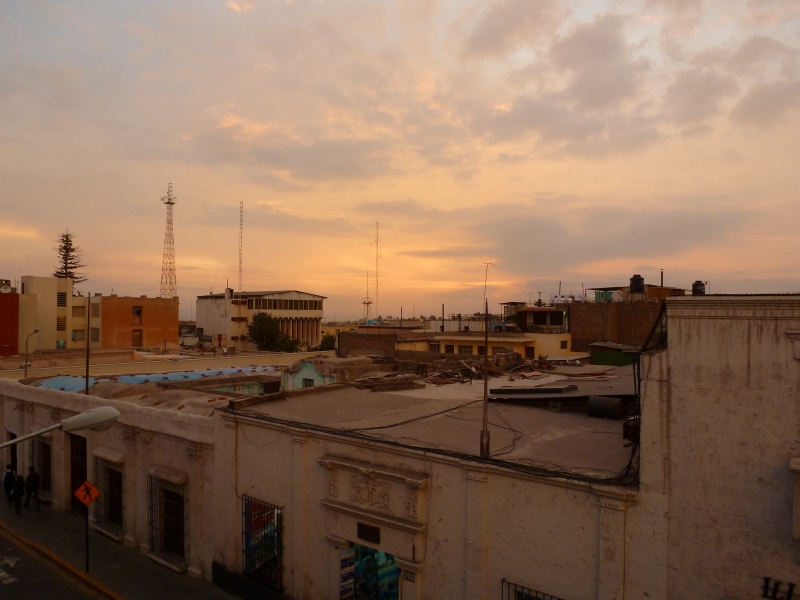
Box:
[159,183,177,298]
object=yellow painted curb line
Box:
[0,518,125,600]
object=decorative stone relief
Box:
[787,331,800,360]
[328,469,338,498]
[405,489,419,519]
[50,410,61,422]
[350,475,391,511]
[186,442,202,459]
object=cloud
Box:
[462,0,565,57]
[663,68,738,124]
[730,79,800,125]
[225,0,255,14]
[0,223,41,240]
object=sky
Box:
[1,0,799,321]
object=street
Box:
[0,526,107,600]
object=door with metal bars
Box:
[147,476,187,570]
[29,436,52,502]
[242,494,283,589]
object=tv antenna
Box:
[362,271,373,322]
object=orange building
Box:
[100,295,179,349]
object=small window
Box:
[56,316,67,331]
[477,346,486,356]
[91,304,100,318]
[133,306,142,326]
[91,328,100,342]
[302,378,315,388]
[57,292,67,307]
[71,329,85,342]
[444,344,454,354]
[231,316,248,323]
[72,305,85,318]
[56,340,66,349]
[560,340,568,350]
[247,299,253,310]
[429,343,441,353]
[458,345,473,355]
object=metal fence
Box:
[93,458,124,538]
[501,579,564,600]
[242,494,283,589]
[29,437,52,501]
[147,476,186,570]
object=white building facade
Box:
[196,289,325,351]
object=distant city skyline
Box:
[2,0,799,320]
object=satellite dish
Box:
[0,286,11,293]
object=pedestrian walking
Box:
[11,474,25,515]
[25,466,40,510]
[2,464,15,503]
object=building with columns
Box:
[196,288,325,351]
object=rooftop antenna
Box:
[362,271,373,322]
[159,183,177,298]
[482,262,495,308]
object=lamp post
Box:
[23,329,39,378]
[0,406,121,451]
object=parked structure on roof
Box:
[586,274,685,303]
[196,288,325,351]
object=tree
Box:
[53,230,87,283]
[247,312,300,352]
[317,334,336,351]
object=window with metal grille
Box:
[72,305,85,318]
[133,306,142,326]
[147,476,186,569]
[302,378,314,388]
[94,458,124,538]
[242,495,283,589]
[57,292,67,306]
[29,436,52,501]
[91,328,100,342]
[57,317,67,331]
[458,345,474,355]
[72,329,85,342]
[429,343,441,353]
[91,304,101,318]
[501,579,563,600]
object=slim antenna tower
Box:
[375,221,380,319]
[237,201,243,348]
[160,183,177,298]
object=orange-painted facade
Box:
[100,295,179,349]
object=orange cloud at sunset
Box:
[1,1,798,319]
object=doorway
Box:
[340,542,400,600]
[6,432,17,474]
[70,434,87,513]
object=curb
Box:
[0,518,125,600]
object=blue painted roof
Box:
[36,365,277,393]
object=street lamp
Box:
[0,406,121,450]
[23,329,39,378]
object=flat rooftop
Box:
[236,365,635,481]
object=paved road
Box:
[0,526,106,600]
[0,351,333,381]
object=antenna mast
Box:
[159,183,177,298]
[362,271,373,323]
[375,221,379,320]
[237,201,243,348]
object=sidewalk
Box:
[0,498,238,600]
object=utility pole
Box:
[480,298,490,457]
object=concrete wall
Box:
[212,414,636,600]
[569,301,662,352]
[630,296,800,599]
[101,295,179,349]
[338,332,397,357]
[434,333,574,357]
[0,380,215,580]
[0,293,19,356]
[21,276,60,350]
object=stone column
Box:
[464,469,488,600]
[122,426,139,548]
[186,441,205,578]
[597,495,628,600]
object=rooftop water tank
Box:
[692,281,706,296]
[630,274,645,294]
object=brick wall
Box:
[569,302,662,352]
[338,332,397,358]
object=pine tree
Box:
[53,230,87,283]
